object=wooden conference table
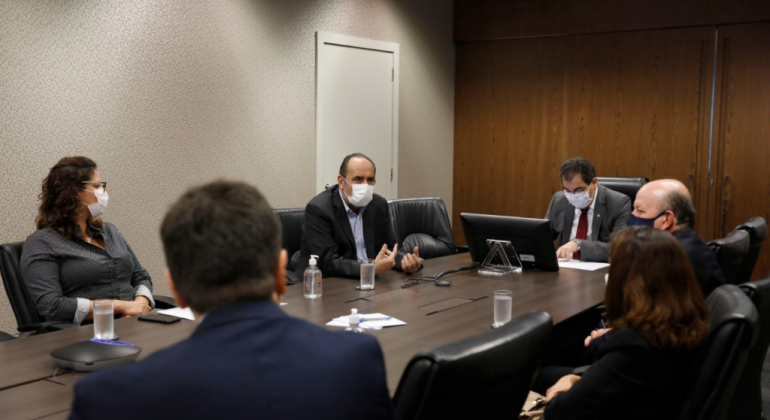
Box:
[0,253,607,420]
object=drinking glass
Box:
[360,260,375,290]
[493,290,513,328]
[93,299,115,340]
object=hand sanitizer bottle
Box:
[344,308,365,333]
[304,255,322,299]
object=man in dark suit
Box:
[545,157,632,262]
[627,178,725,296]
[296,153,422,279]
[69,180,396,420]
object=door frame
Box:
[315,31,400,197]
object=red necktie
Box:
[575,209,589,259]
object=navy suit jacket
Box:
[545,184,632,262]
[295,185,406,279]
[69,300,396,420]
[673,230,726,296]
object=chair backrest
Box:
[595,176,649,203]
[735,217,768,283]
[675,284,758,420]
[730,277,770,420]
[273,208,305,272]
[709,229,751,285]
[387,197,455,259]
[393,311,552,420]
[0,242,44,330]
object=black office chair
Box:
[735,217,768,283]
[709,229,751,285]
[595,177,649,203]
[1,241,175,335]
[274,208,305,272]
[729,278,770,420]
[0,241,75,334]
[387,197,456,259]
[674,284,758,420]
[393,311,552,420]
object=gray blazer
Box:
[544,184,631,262]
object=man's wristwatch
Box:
[573,239,582,251]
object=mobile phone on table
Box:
[137,313,181,324]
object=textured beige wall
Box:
[0,1,454,334]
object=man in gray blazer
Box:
[545,157,631,262]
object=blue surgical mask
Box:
[626,210,667,227]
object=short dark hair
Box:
[160,180,281,313]
[36,156,103,238]
[339,153,376,178]
[606,226,709,350]
[559,157,596,185]
[664,191,696,230]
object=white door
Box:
[316,32,399,199]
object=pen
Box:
[359,315,392,322]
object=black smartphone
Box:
[138,313,181,324]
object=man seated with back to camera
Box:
[69,180,396,420]
[545,157,632,263]
[295,153,422,279]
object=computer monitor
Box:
[460,213,559,272]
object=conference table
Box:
[0,253,607,420]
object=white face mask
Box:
[564,185,593,209]
[81,187,109,218]
[342,178,374,207]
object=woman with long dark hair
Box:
[21,156,153,324]
[543,226,710,419]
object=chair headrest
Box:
[595,177,649,201]
[736,217,768,244]
[418,311,552,367]
[706,284,759,348]
[710,229,750,257]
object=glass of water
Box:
[493,290,513,328]
[360,260,375,290]
[93,299,116,340]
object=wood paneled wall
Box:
[454,27,713,236]
[453,1,770,279]
[455,0,770,41]
[709,23,770,279]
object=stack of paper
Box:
[557,258,610,271]
[326,313,406,329]
[158,307,196,321]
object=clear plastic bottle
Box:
[344,308,366,333]
[303,255,322,299]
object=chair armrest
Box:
[572,365,590,376]
[455,245,469,254]
[0,331,16,342]
[153,294,177,309]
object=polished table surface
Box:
[0,253,607,420]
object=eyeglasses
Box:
[82,181,107,190]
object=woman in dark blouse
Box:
[21,156,153,324]
[543,226,710,420]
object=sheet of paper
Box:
[326,313,406,329]
[158,307,196,321]
[557,258,610,271]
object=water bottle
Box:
[344,308,365,333]
[304,254,322,299]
